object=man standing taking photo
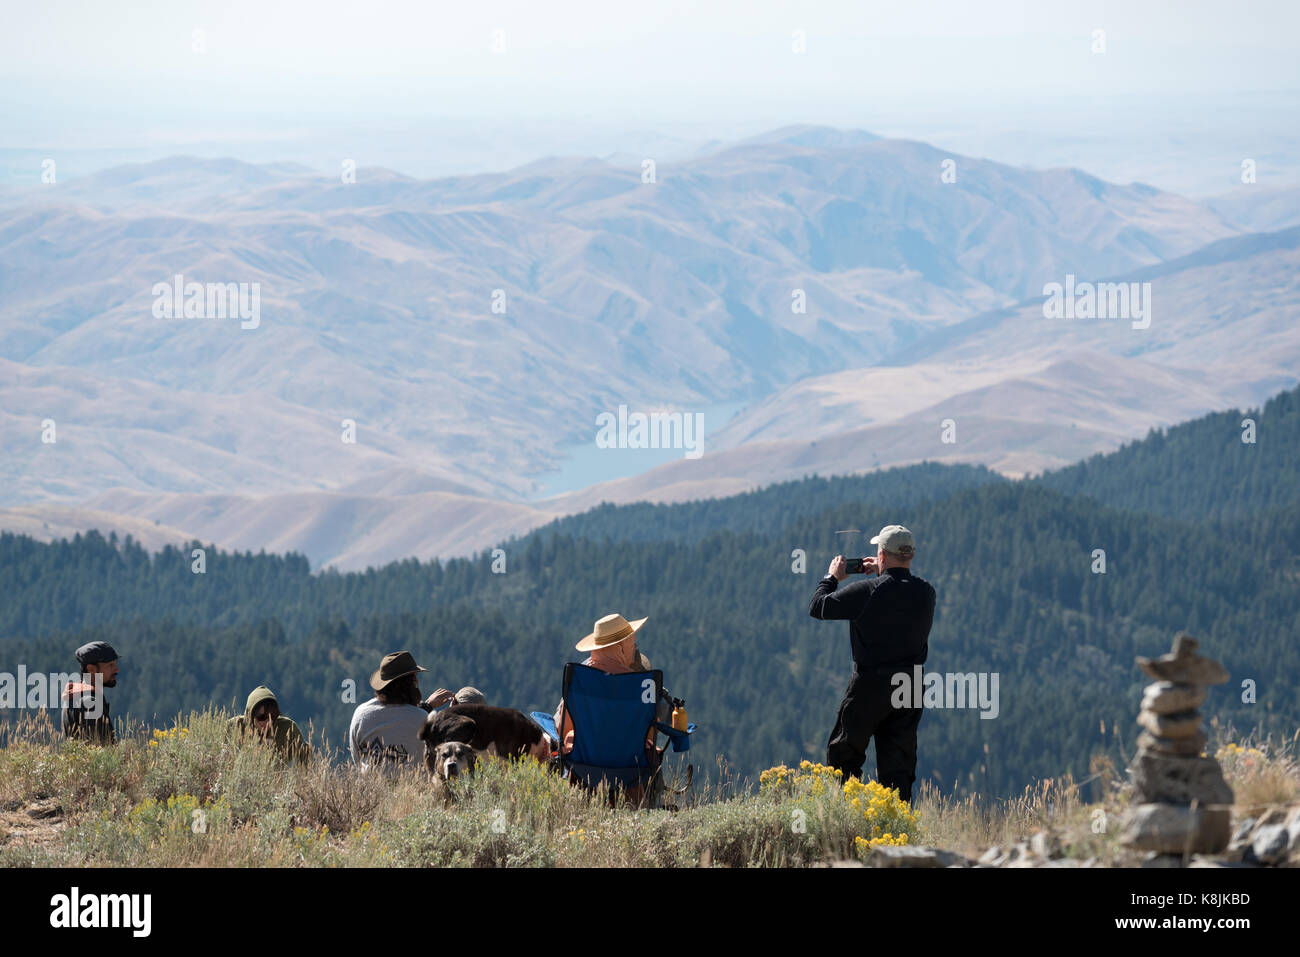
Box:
[808,525,935,803]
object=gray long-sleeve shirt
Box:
[348,698,429,770]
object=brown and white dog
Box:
[420,704,552,764]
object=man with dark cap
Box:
[62,641,120,744]
[809,524,935,803]
[348,651,455,770]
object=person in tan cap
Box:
[808,524,935,803]
[552,613,671,754]
[348,651,456,770]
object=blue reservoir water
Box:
[526,400,748,499]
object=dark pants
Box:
[826,672,923,802]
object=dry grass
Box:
[908,723,1300,864]
[1,710,1296,868]
[911,771,1129,863]
[1214,723,1300,811]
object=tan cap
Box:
[870,525,915,556]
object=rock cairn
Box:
[1120,634,1234,858]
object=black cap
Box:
[75,641,119,667]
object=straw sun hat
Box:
[575,613,648,652]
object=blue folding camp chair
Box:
[531,662,695,808]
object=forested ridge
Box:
[2,385,1297,797]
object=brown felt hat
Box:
[369,650,428,691]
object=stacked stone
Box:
[1120,634,1234,858]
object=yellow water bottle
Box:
[671,698,688,732]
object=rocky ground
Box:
[843,802,1300,868]
[0,798,66,852]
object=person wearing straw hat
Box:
[552,613,672,755]
[348,651,456,770]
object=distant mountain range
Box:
[1,125,1297,568]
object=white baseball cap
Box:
[870,525,915,556]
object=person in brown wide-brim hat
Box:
[369,650,428,692]
[349,651,449,770]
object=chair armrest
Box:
[654,721,695,752]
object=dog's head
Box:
[420,709,478,781]
[427,740,477,781]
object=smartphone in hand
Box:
[845,557,865,574]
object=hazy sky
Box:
[2,1,1297,191]
[6,1,1298,110]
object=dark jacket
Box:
[809,566,936,675]
[61,680,115,744]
